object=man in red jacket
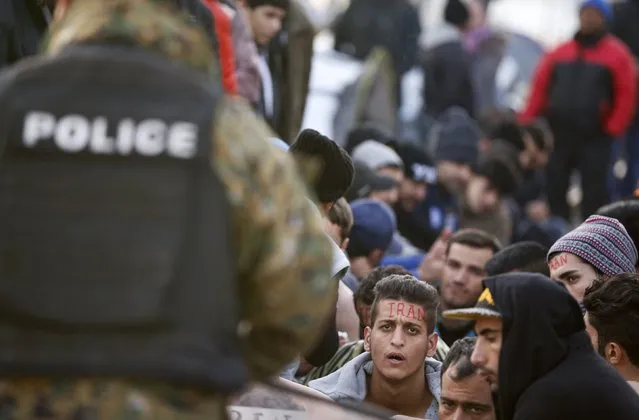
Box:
[520,0,637,221]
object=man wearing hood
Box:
[310,275,442,419]
[443,273,639,420]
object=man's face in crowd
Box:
[365,299,437,382]
[399,178,428,212]
[440,363,496,420]
[441,244,493,309]
[549,252,599,302]
[471,317,503,392]
[465,176,500,214]
[466,0,487,31]
[244,4,287,46]
[580,7,605,35]
[370,188,399,207]
[437,161,473,194]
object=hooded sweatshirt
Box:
[484,273,639,420]
[308,352,442,419]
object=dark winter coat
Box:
[422,23,474,118]
[484,274,639,420]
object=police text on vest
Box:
[23,111,198,159]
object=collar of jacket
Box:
[574,30,607,48]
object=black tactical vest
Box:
[0,44,246,392]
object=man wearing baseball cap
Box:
[443,273,639,420]
[393,143,438,252]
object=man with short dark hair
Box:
[310,275,443,419]
[485,241,550,276]
[298,266,450,385]
[238,0,289,129]
[433,229,501,345]
[439,337,496,420]
[583,273,639,395]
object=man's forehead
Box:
[475,317,502,331]
[549,252,585,273]
[442,371,493,403]
[448,243,493,262]
[377,299,427,323]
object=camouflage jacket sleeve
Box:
[212,98,335,380]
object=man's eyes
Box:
[468,405,489,414]
[565,275,580,285]
[441,400,456,410]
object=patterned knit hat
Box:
[548,215,638,275]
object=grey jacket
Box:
[309,352,442,419]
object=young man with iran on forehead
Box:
[310,275,442,419]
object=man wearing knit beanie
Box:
[548,215,638,304]
[431,107,481,194]
[351,140,404,183]
[290,128,355,213]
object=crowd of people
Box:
[1,0,639,419]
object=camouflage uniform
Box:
[0,1,334,418]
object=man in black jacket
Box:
[444,273,639,420]
[422,0,474,118]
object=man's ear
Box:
[364,326,372,352]
[605,342,624,366]
[340,238,349,251]
[426,332,439,358]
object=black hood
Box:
[483,273,585,420]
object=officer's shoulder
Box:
[0,55,57,102]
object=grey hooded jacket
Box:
[309,352,442,419]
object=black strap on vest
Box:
[0,44,246,392]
